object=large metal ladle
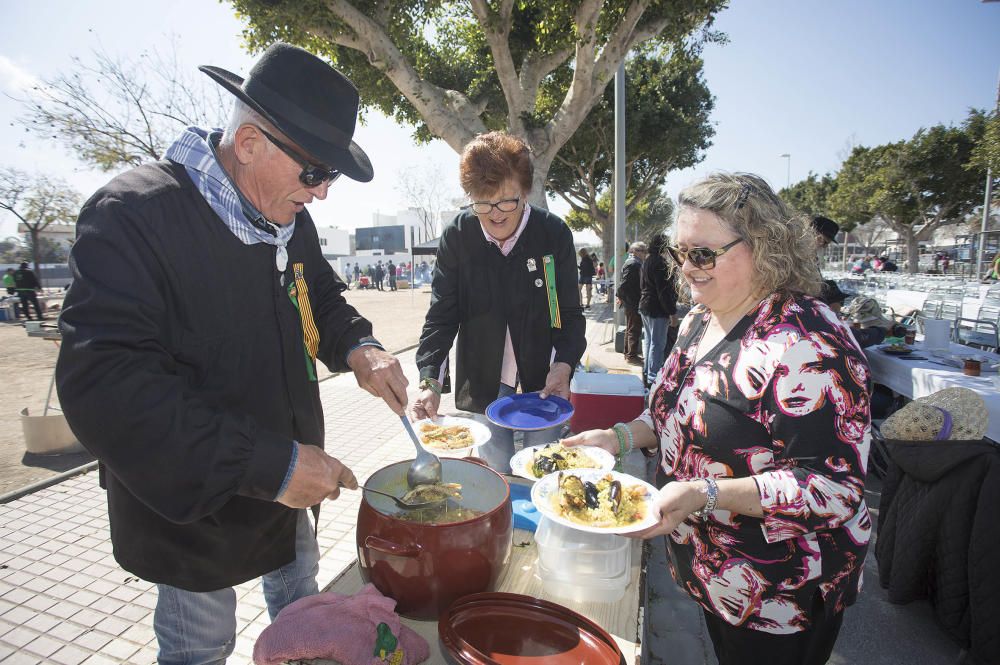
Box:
[400,415,443,488]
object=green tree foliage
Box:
[230,0,726,205]
[829,115,985,274]
[967,108,1000,174]
[24,236,70,264]
[781,172,839,224]
[0,167,81,272]
[567,188,673,257]
[550,48,713,259]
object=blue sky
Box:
[1,0,998,242]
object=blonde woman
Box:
[565,173,871,665]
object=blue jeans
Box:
[477,383,563,474]
[641,313,669,385]
[154,509,320,665]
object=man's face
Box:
[243,126,334,225]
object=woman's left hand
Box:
[539,362,572,399]
[628,480,705,539]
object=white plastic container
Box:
[533,516,631,603]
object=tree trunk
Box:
[906,230,920,275]
[30,229,41,277]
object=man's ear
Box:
[232,124,264,166]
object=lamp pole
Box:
[779,153,791,190]
[975,68,999,279]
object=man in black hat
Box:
[56,43,408,664]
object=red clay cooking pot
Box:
[356,458,513,619]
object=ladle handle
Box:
[400,415,423,451]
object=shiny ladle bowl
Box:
[400,415,443,487]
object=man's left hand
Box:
[347,346,409,415]
[538,362,572,400]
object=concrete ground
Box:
[0,294,970,664]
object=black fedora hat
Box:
[811,215,840,244]
[200,42,373,182]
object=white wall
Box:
[315,226,351,256]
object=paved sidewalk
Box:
[0,301,968,664]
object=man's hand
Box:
[277,443,358,508]
[411,388,441,420]
[348,346,409,414]
[538,362,572,400]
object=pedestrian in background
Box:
[618,242,646,365]
[387,259,397,291]
[578,247,595,309]
[13,262,44,321]
[639,233,677,387]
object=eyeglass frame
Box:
[256,126,341,188]
[466,197,522,215]
[665,237,743,270]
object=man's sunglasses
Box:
[666,238,743,270]
[257,127,341,188]
[468,197,521,215]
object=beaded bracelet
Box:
[611,424,627,469]
[418,377,442,396]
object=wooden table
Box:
[304,528,643,664]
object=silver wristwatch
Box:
[693,477,719,519]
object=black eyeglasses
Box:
[468,197,521,215]
[257,127,341,188]
[666,238,743,270]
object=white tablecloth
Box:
[865,342,1000,442]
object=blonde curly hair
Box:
[674,172,821,302]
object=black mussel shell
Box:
[608,480,622,513]
[583,481,600,509]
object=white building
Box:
[314,226,351,258]
[18,222,76,253]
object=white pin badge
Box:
[526,258,537,272]
[534,278,543,287]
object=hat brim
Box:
[200,65,374,183]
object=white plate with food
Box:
[509,442,616,480]
[530,468,660,535]
[412,416,492,457]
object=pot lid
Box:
[438,592,625,665]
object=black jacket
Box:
[578,254,595,281]
[13,267,40,291]
[876,439,1000,665]
[638,252,676,318]
[618,254,642,311]
[416,207,586,413]
[56,161,375,591]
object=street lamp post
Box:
[779,153,791,190]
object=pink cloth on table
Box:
[252,584,430,665]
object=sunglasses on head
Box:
[257,127,341,188]
[666,238,743,270]
[467,197,521,215]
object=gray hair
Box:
[220,100,269,149]
[674,172,821,301]
[629,241,648,254]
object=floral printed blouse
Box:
[637,293,872,634]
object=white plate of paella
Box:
[509,442,616,481]
[412,416,492,457]
[530,468,660,535]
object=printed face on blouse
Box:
[732,327,798,400]
[772,337,842,417]
[674,208,755,315]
